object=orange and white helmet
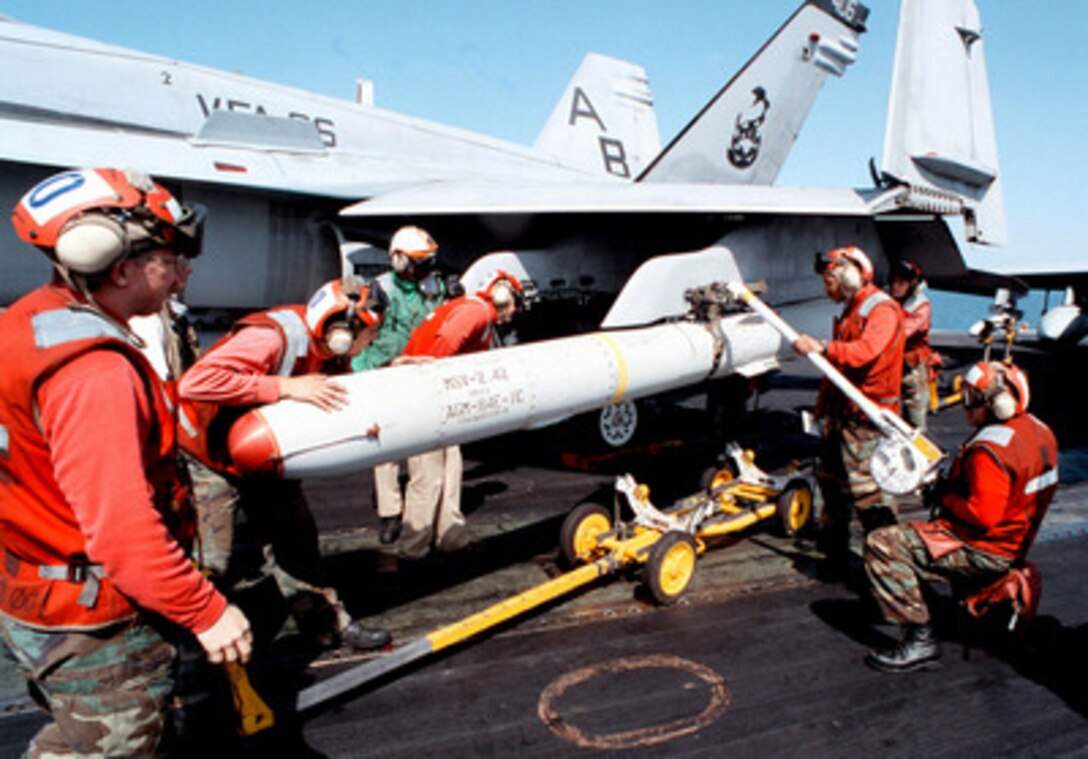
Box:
[815,245,873,290]
[477,270,523,308]
[306,276,388,355]
[12,167,203,274]
[963,361,1030,421]
[389,225,437,261]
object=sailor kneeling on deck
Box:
[863,361,1058,672]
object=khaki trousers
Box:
[374,461,405,519]
[400,445,465,556]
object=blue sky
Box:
[4,0,1085,273]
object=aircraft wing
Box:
[341,182,886,217]
[0,116,442,200]
[1001,270,1087,291]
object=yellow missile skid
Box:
[560,443,814,605]
[297,445,814,713]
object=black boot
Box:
[866,624,941,672]
[340,620,392,651]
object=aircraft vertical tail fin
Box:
[638,0,868,185]
[533,53,660,180]
[880,0,1006,245]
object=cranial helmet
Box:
[388,225,437,275]
[305,276,388,356]
[892,259,923,284]
[963,361,1030,421]
[814,245,873,292]
[12,168,204,275]
[477,270,523,309]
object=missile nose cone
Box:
[228,409,283,476]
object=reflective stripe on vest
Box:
[32,308,130,349]
[972,425,1015,448]
[177,404,199,440]
[1025,468,1059,495]
[857,289,892,318]
[267,309,311,377]
[901,290,929,314]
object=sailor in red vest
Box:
[178,277,393,651]
[864,361,1058,671]
[793,245,906,575]
[393,270,522,559]
[889,259,934,431]
[1,168,251,756]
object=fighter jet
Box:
[1,0,1006,449]
[1002,273,1088,346]
[1,0,866,317]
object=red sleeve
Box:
[825,301,900,369]
[903,300,931,342]
[39,351,226,633]
[179,326,283,405]
[943,449,1011,531]
[430,303,488,357]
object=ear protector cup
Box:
[490,280,515,308]
[991,390,1017,421]
[390,251,410,274]
[324,323,354,355]
[54,215,127,274]
[838,262,863,292]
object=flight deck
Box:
[1,349,1085,756]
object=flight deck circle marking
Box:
[537,654,730,749]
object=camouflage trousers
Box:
[199,465,353,634]
[186,454,237,579]
[901,361,929,432]
[0,615,175,757]
[865,524,1012,625]
[816,417,897,560]
[189,455,327,600]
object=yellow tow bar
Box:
[297,446,814,713]
[296,546,627,713]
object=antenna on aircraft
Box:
[356,79,374,106]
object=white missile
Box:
[227,299,828,478]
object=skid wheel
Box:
[560,502,613,565]
[645,531,698,605]
[700,459,739,501]
[776,479,814,537]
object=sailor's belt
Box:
[2,546,106,607]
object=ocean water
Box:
[928,288,1052,332]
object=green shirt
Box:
[351,271,446,371]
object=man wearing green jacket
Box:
[352,226,448,544]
